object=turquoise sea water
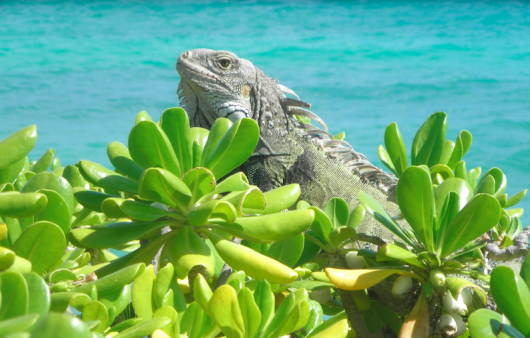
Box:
[1,1,529,225]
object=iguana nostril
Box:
[184,50,191,58]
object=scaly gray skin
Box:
[175,48,528,264]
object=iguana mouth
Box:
[176,54,219,85]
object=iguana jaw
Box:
[177,49,254,127]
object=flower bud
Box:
[345,251,365,269]
[392,275,413,296]
[443,290,467,315]
[439,314,457,336]
[311,288,331,304]
[452,313,466,336]
[460,287,474,307]
[429,270,446,287]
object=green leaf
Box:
[107,319,143,334]
[253,280,275,335]
[75,263,146,295]
[103,198,178,222]
[95,231,176,278]
[376,243,422,267]
[78,160,138,194]
[193,273,213,313]
[324,198,350,229]
[190,127,210,168]
[0,247,16,270]
[207,284,245,338]
[478,168,507,196]
[73,189,113,212]
[221,188,265,216]
[265,233,305,268]
[35,189,71,235]
[242,184,300,215]
[308,207,333,245]
[69,220,169,249]
[128,120,181,177]
[160,107,193,174]
[12,221,65,274]
[168,225,215,279]
[440,194,501,257]
[135,111,153,123]
[21,172,74,216]
[347,205,365,229]
[203,118,260,180]
[213,172,251,194]
[411,111,447,167]
[359,191,417,249]
[447,130,472,169]
[107,141,145,181]
[201,119,232,166]
[99,284,131,324]
[0,272,28,320]
[397,166,434,251]
[491,266,530,336]
[82,301,108,333]
[491,321,526,338]
[62,165,89,189]
[476,175,496,195]
[182,167,216,203]
[30,149,54,173]
[0,192,48,218]
[378,145,399,177]
[305,300,324,335]
[305,311,348,338]
[434,178,473,218]
[0,125,37,170]
[0,314,39,337]
[153,263,175,309]
[211,209,314,243]
[49,292,91,313]
[112,317,171,338]
[435,192,461,255]
[188,200,237,226]
[132,264,155,320]
[138,168,192,212]
[439,140,455,165]
[23,272,50,318]
[204,230,298,284]
[238,287,261,338]
[153,306,179,338]
[30,313,92,338]
[384,122,408,176]
[506,189,527,208]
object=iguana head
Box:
[176,49,257,128]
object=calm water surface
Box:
[1,0,529,224]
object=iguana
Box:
[175,48,529,264]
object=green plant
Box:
[468,252,530,338]
[69,108,314,285]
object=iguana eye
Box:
[217,58,232,69]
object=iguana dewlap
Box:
[176,48,405,247]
